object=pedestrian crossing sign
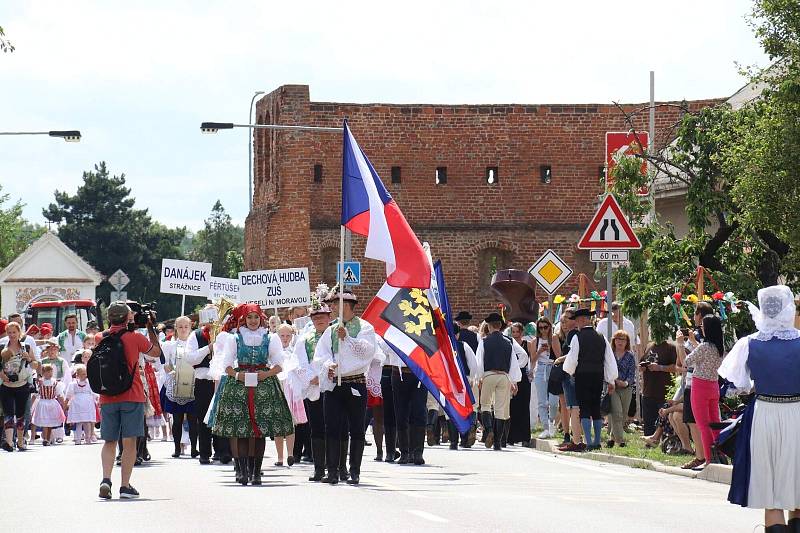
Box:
[337,261,361,285]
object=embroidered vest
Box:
[330,317,362,355]
[304,331,323,364]
[235,331,271,366]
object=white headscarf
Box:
[746,285,798,339]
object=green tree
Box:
[224,250,244,279]
[0,186,45,268]
[0,26,14,53]
[190,200,244,276]
[43,162,188,317]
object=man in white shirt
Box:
[564,308,618,451]
[57,314,86,361]
[595,302,639,350]
[314,289,379,486]
[475,312,528,451]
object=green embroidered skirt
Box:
[212,374,294,438]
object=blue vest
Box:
[235,332,271,366]
[483,332,512,373]
[748,337,800,396]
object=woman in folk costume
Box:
[210,303,294,486]
[160,316,199,458]
[719,285,800,533]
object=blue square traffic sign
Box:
[336,261,361,285]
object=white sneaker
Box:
[538,430,552,439]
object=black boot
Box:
[346,438,365,485]
[447,421,459,450]
[397,427,410,464]
[493,419,506,450]
[384,426,397,463]
[309,438,326,482]
[172,441,181,458]
[501,418,510,448]
[765,525,788,533]
[338,436,349,481]
[411,426,426,465]
[426,410,437,446]
[236,457,249,485]
[321,437,339,484]
[787,517,800,533]
[247,456,256,484]
[251,456,263,485]
[480,412,495,449]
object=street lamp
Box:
[0,130,82,142]
[200,117,341,210]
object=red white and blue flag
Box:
[341,121,431,289]
[363,260,475,433]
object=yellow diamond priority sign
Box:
[529,249,573,295]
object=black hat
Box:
[573,308,595,318]
[455,311,472,322]
[484,312,505,325]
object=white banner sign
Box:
[238,267,310,308]
[208,276,240,302]
[160,258,212,297]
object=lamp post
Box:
[0,130,82,142]
[200,121,342,209]
[248,91,265,212]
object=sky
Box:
[0,0,768,231]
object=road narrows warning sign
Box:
[577,195,642,250]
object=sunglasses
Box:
[538,324,550,329]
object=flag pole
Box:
[337,224,345,386]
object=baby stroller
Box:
[710,388,753,463]
[657,407,685,456]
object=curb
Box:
[532,438,732,485]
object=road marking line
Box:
[408,510,449,523]
[521,450,633,477]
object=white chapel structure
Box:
[0,232,103,317]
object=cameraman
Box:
[98,302,161,500]
[640,333,677,439]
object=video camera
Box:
[127,301,157,329]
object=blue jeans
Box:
[534,361,559,427]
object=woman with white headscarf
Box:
[719,285,800,533]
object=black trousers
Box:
[1,385,30,422]
[307,398,325,439]
[380,368,396,429]
[324,383,367,442]
[574,372,604,420]
[391,371,426,430]
[194,378,228,459]
[641,396,662,436]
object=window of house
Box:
[435,167,447,185]
[391,166,401,184]
[321,247,340,285]
[314,164,323,183]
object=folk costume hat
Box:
[40,323,54,336]
[309,283,333,316]
[43,337,59,347]
[455,311,473,322]
[324,284,357,304]
[746,285,797,338]
[572,308,595,319]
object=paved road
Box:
[2,437,760,532]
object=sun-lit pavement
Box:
[1,436,760,532]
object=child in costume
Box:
[31,364,66,445]
[66,364,98,445]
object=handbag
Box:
[600,392,612,415]
[547,363,566,396]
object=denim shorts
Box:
[562,375,578,408]
[100,401,145,441]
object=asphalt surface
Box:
[1,435,761,532]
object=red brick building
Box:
[245,85,719,318]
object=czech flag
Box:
[362,260,475,433]
[341,121,431,289]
